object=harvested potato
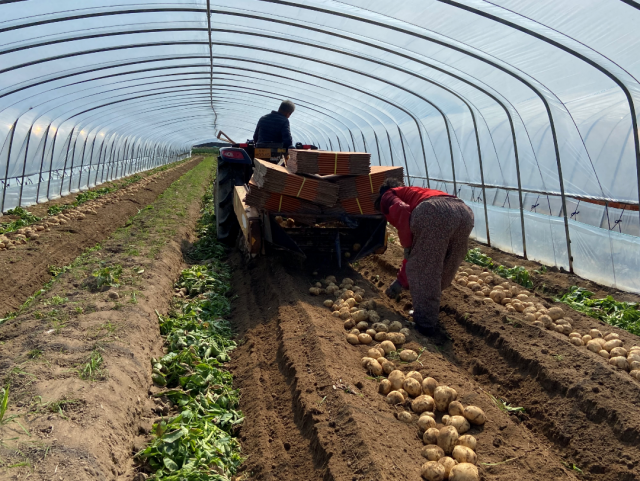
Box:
[380,340,396,354]
[524,313,536,322]
[379,379,392,395]
[387,332,406,346]
[629,360,640,371]
[388,370,406,390]
[361,357,375,368]
[582,334,592,344]
[323,299,333,308]
[609,356,628,370]
[418,415,436,433]
[345,298,357,309]
[604,332,620,341]
[389,321,403,332]
[533,321,545,328]
[569,332,581,339]
[368,311,381,323]
[505,305,517,313]
[412,395,435,414]
[423,427,439,444]
[463,406,486,425]
[346,333,359,345]
[448,401,464,417]
[513,302,525,313]
[438,457,457,478]
[368,347,384,359]
[358,333,372,344]
[447,415,470,434]
[367,359,383,376]
[343,319,356,330]
[374,332,388,342]
[630,370,640,381]
[628,352,640,363]
[398,411,412,423]
[467,275,479,282]
[400,349,418,362]
[590,329,603,338]
[386,390,405,405]
[381,360,395,374]
[570,337,583,346]
[309,287,322,295]
[400,327,411,338]
[365,328,377,338]
[610,347,627,358]
[434,386,458,412]
[457,278,468,287]
[442,415,450,426]
[457,434,477,451]
[586,340,601,353]
[538,315,553,328]
[352,310,369,323]
[407,371,423,383]
[452,445,477,464]
[437,426,459,454]
[548,307,564,321]
[332,311,341,318]
[598,350,610,359]
[354,320,367,330]
[422,445,445,462]
[449,463,479,481]
[421,461,446,481]
[603,339,623,352]
[422,377,438,397]
[404,378,422,398]
[372,322,388,333]
[339,310,351,320]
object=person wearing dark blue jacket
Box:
[253,100,295,150]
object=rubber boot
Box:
[385,279,404,298]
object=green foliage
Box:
[187,189,225,262]
[0,384,12,424]
[80,350,107,381]
[556,286,640,335]
[0,207,41,234]
[465,248,534,289]
[47,204,72,216]
[92,264,123,288]
[138,176,243,480]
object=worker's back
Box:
[253,110,293,148]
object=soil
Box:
[228,251,582,481]
[0,157,202,317]
[0,157,212,480]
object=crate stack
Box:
[244,151,404,217]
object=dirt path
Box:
[0,157,203,316]
[229,252,581,480]
[356,242,640,480]
[0,158,212,480]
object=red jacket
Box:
[380,186,452,247]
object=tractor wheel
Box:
[214,160,246,244]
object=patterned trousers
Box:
[403,197,474,328]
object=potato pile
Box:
[311,276,410,350]
[365,360,484,480]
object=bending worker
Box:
[374,178,474,337]
[253,100,295,154]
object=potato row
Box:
[310,276,484,480]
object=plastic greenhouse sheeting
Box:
[1,0,640,293]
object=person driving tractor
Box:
[374,178,474,338]
[253,100,295,159]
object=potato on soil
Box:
[604,332,620,341]
[439,457,457,478]
[381,360,395,374]
[380,340,396,354]
[397,411,413,423]
[463,406,486,425]
[629,360,640,371]
[538,314,553,328]
[586,339,602,353]
[452,445,477,464]
[599,350,610,359]
[366,328,377,337]
[368,347,384,359]
[379,379,392,395]
[374,332,388,342]
[404,377,422,397]
[437,425,459,454]
[367,359,383,376]
[434,386,458,412]
[447,415,470,434]
[398,388,409,400]
[422,377,438,396]
[388,320,403,332]
[630,370,640,381]
[388,370,406,390]
[533,320,545,328]
[372,322,388,332]
[412,395,436,414]
[609,356,628,370]
[421,461,446,481]
[524,313,536,322]
[603,339,623,352]
[407,371,423,383]
[442,415,450,425]
[361,357,375,368]
[423,427,439,444]
[323,299,334,308]
[346,333,359,345]
[352,310,369,323]
[400,349,418,362]
[387,332,406,346]
[400,327,411,337]
[590,328,603,338]
[547,306,564,320]
[628,352,640,363]
[357,333,372,344]
[570,337,584,346]
[343,319,356,329]
[457,434,477,451]
[610,347,627,358]
[422,445,445,461]
[449,463,479,481]
[386,390,405,405]
[447,401,464,417]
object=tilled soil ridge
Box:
[0,158,212,480]
[0,157,202,316]
[229,253,580,481]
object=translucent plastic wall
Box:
[1,1,640,293]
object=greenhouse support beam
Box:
[17,125,33,207]
[59,127,76,197]
[397,126,411,187]
[373,131,382,168]
[386,130,394,167]
[35,124,51,202]
[1,121,17,213]
[45,128,59,200]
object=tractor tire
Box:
[214,160,246,244]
